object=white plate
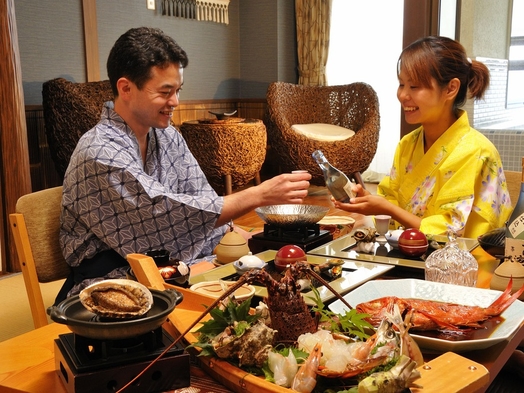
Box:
[329,279,524,352]
[190,281,255,301]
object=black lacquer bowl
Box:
[478,227,505,258]
[48,288,183,340]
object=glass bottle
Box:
[312,150,355,203]
[425,231,478,287]
[505,157,524,262]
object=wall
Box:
[460,0,524,171]
[15,0,296,105]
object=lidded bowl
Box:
[398,228,428,257]
[274,244,307,272]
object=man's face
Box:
[126,63,184,134]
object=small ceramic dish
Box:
[385,229,404,249]
[233,252,265,274]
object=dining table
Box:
[1,229,522,393]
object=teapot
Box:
[490,260,524,300]
[214,228,250,264]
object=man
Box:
[56,27,310,302]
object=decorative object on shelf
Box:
[209,110,237,120]
[162,0,230,25]
[425,231,478,287]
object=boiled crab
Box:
[79,279,153,319]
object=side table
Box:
[180,118,267,195]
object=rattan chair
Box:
[180,119,267,195]
[42,78,113,179]
[9,186,69,328]
[265,82,380,185]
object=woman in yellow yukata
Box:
[335,36,512,239]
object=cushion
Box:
[291,123,355,141]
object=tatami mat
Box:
[0,273,65,342]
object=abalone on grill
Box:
[79,279,153,319]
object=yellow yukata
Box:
[378,111,512,239]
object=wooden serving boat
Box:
[127,253,490,393]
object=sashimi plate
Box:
[329,279,524,352]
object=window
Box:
[507,0,524,108]
[327,0,404,175]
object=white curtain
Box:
[327,0,404,177]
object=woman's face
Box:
[397,67,449,127]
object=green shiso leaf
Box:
[307,286,374,339]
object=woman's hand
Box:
[333,183,422,230]
[333,192,390,216]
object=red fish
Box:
[356,278,524,331]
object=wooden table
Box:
[1,251,522,393]
[1,299,521,393]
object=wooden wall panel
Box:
[1,0,32,272]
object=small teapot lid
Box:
[219,230,247,246]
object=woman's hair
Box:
[106,27,189,96]
[397,36,489,109]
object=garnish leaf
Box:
[308,286,374,339]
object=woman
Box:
[335,36,512,239]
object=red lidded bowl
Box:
[274,245,307,272]
[398,228,428,257]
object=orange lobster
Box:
[356,278,524,331]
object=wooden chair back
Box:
[504,170,521,207]
[9,186,69,328]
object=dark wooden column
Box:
[0,0,32,272]
[400,0,440,138]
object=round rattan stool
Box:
[180,118,267,195]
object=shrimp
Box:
[291,343,322,393]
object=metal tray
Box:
[189,250,393,306]
[308,232,479,270]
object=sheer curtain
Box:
[295,0,331,86]
[327,0,404,177]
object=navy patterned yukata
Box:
[59,102,226,296]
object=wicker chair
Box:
[265,82,380,185]
[180,119,267,195]
[42,78,113,179]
